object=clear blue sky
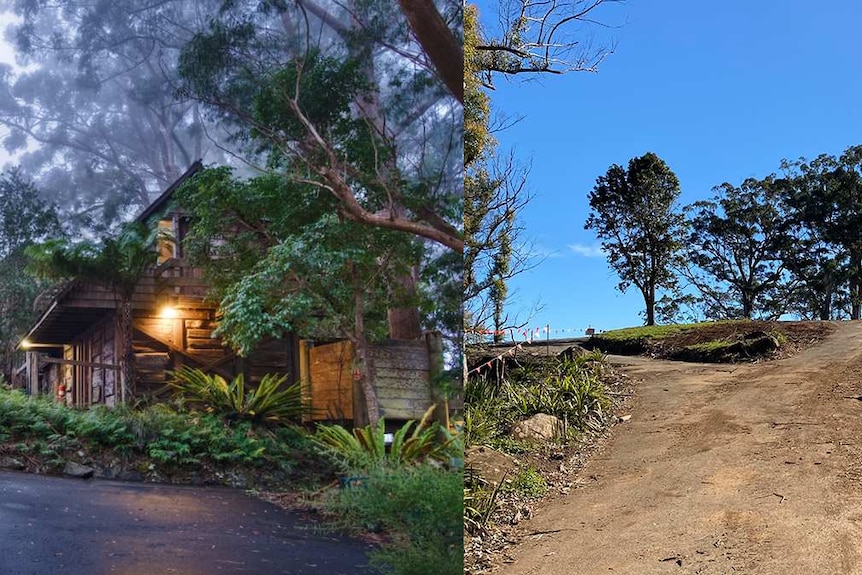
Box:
[476,0,862,339]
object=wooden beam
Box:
[134,323,234,380]
[40,357,120,371]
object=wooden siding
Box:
[372,340,433,420]
[304,337,437,422]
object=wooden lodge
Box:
[20,162,439,423]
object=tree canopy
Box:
[585,152,684,326]
[683,177,792,320]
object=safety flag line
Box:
[467,343,525,376]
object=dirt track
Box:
[499,320,862,574]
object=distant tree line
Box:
[586,144,862,324]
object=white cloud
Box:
[567,243,605,258]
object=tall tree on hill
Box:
[585,152,684,326]
[780,145,862,320]
[682,176,794,320]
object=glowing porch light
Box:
[160,305,178,319]
[20,339,31,349]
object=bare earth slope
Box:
[500,320,862,575]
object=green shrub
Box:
[507,466,548,498]
[311,407,455,471]
[326,465,463,575]
[168,367,307,425]
[0,386,325,484]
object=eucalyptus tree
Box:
[177,0,463,252]
[176,0,463,359]
[26,222,157,402]
[470,0,621,82]
[780,145,862,319]
[682,176,794,320]
[585,152,684,326]
[0,0,230,229]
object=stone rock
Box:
[63,461,95,479]
[465,446,519,487]
[511,413,564,443]
[118,469,144,482]
[0,456,25,470]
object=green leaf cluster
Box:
[311,406,456,472]
[169,367,308,425]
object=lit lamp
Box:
[160,304,178,319]
[159,296,179,319]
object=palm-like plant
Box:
[312,405,455,471]
[168,366,307,425]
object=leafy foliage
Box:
[176,167,424,355]
[465,352,612,449]
[683,177,793,319]
[585,152,685,325]
[325,465,464,575]
[311,407,454,471]
[177,0,462,250]
[169,367,307,426]
[0,385,324,483]
[0,170,61,379]
[780,145,862,319]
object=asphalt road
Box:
[0,470,373,575]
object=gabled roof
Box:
[135,160,203,223]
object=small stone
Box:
[63,461,95,479]
[619,415,632,422]
[0,456,25,470]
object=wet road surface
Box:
[0,470,373,574]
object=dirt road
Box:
[500,320,862,574]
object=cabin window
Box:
[157,219,175,264]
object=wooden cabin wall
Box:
[371,340,433,421]
[303,337,438,423]
[247,337,297,385]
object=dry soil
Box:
[498,320,862,574]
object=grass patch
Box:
[597,322,718,342]
[326,465,463,575]
[683,340,734,353]
[506,466,548,499]
[464,352,612,452]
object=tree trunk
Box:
[852,252,862,320]
[820,273,834,321]
[387,264,423,340]
[353,276,380,427]
[117,297,135,403]
[643,284,656,326]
